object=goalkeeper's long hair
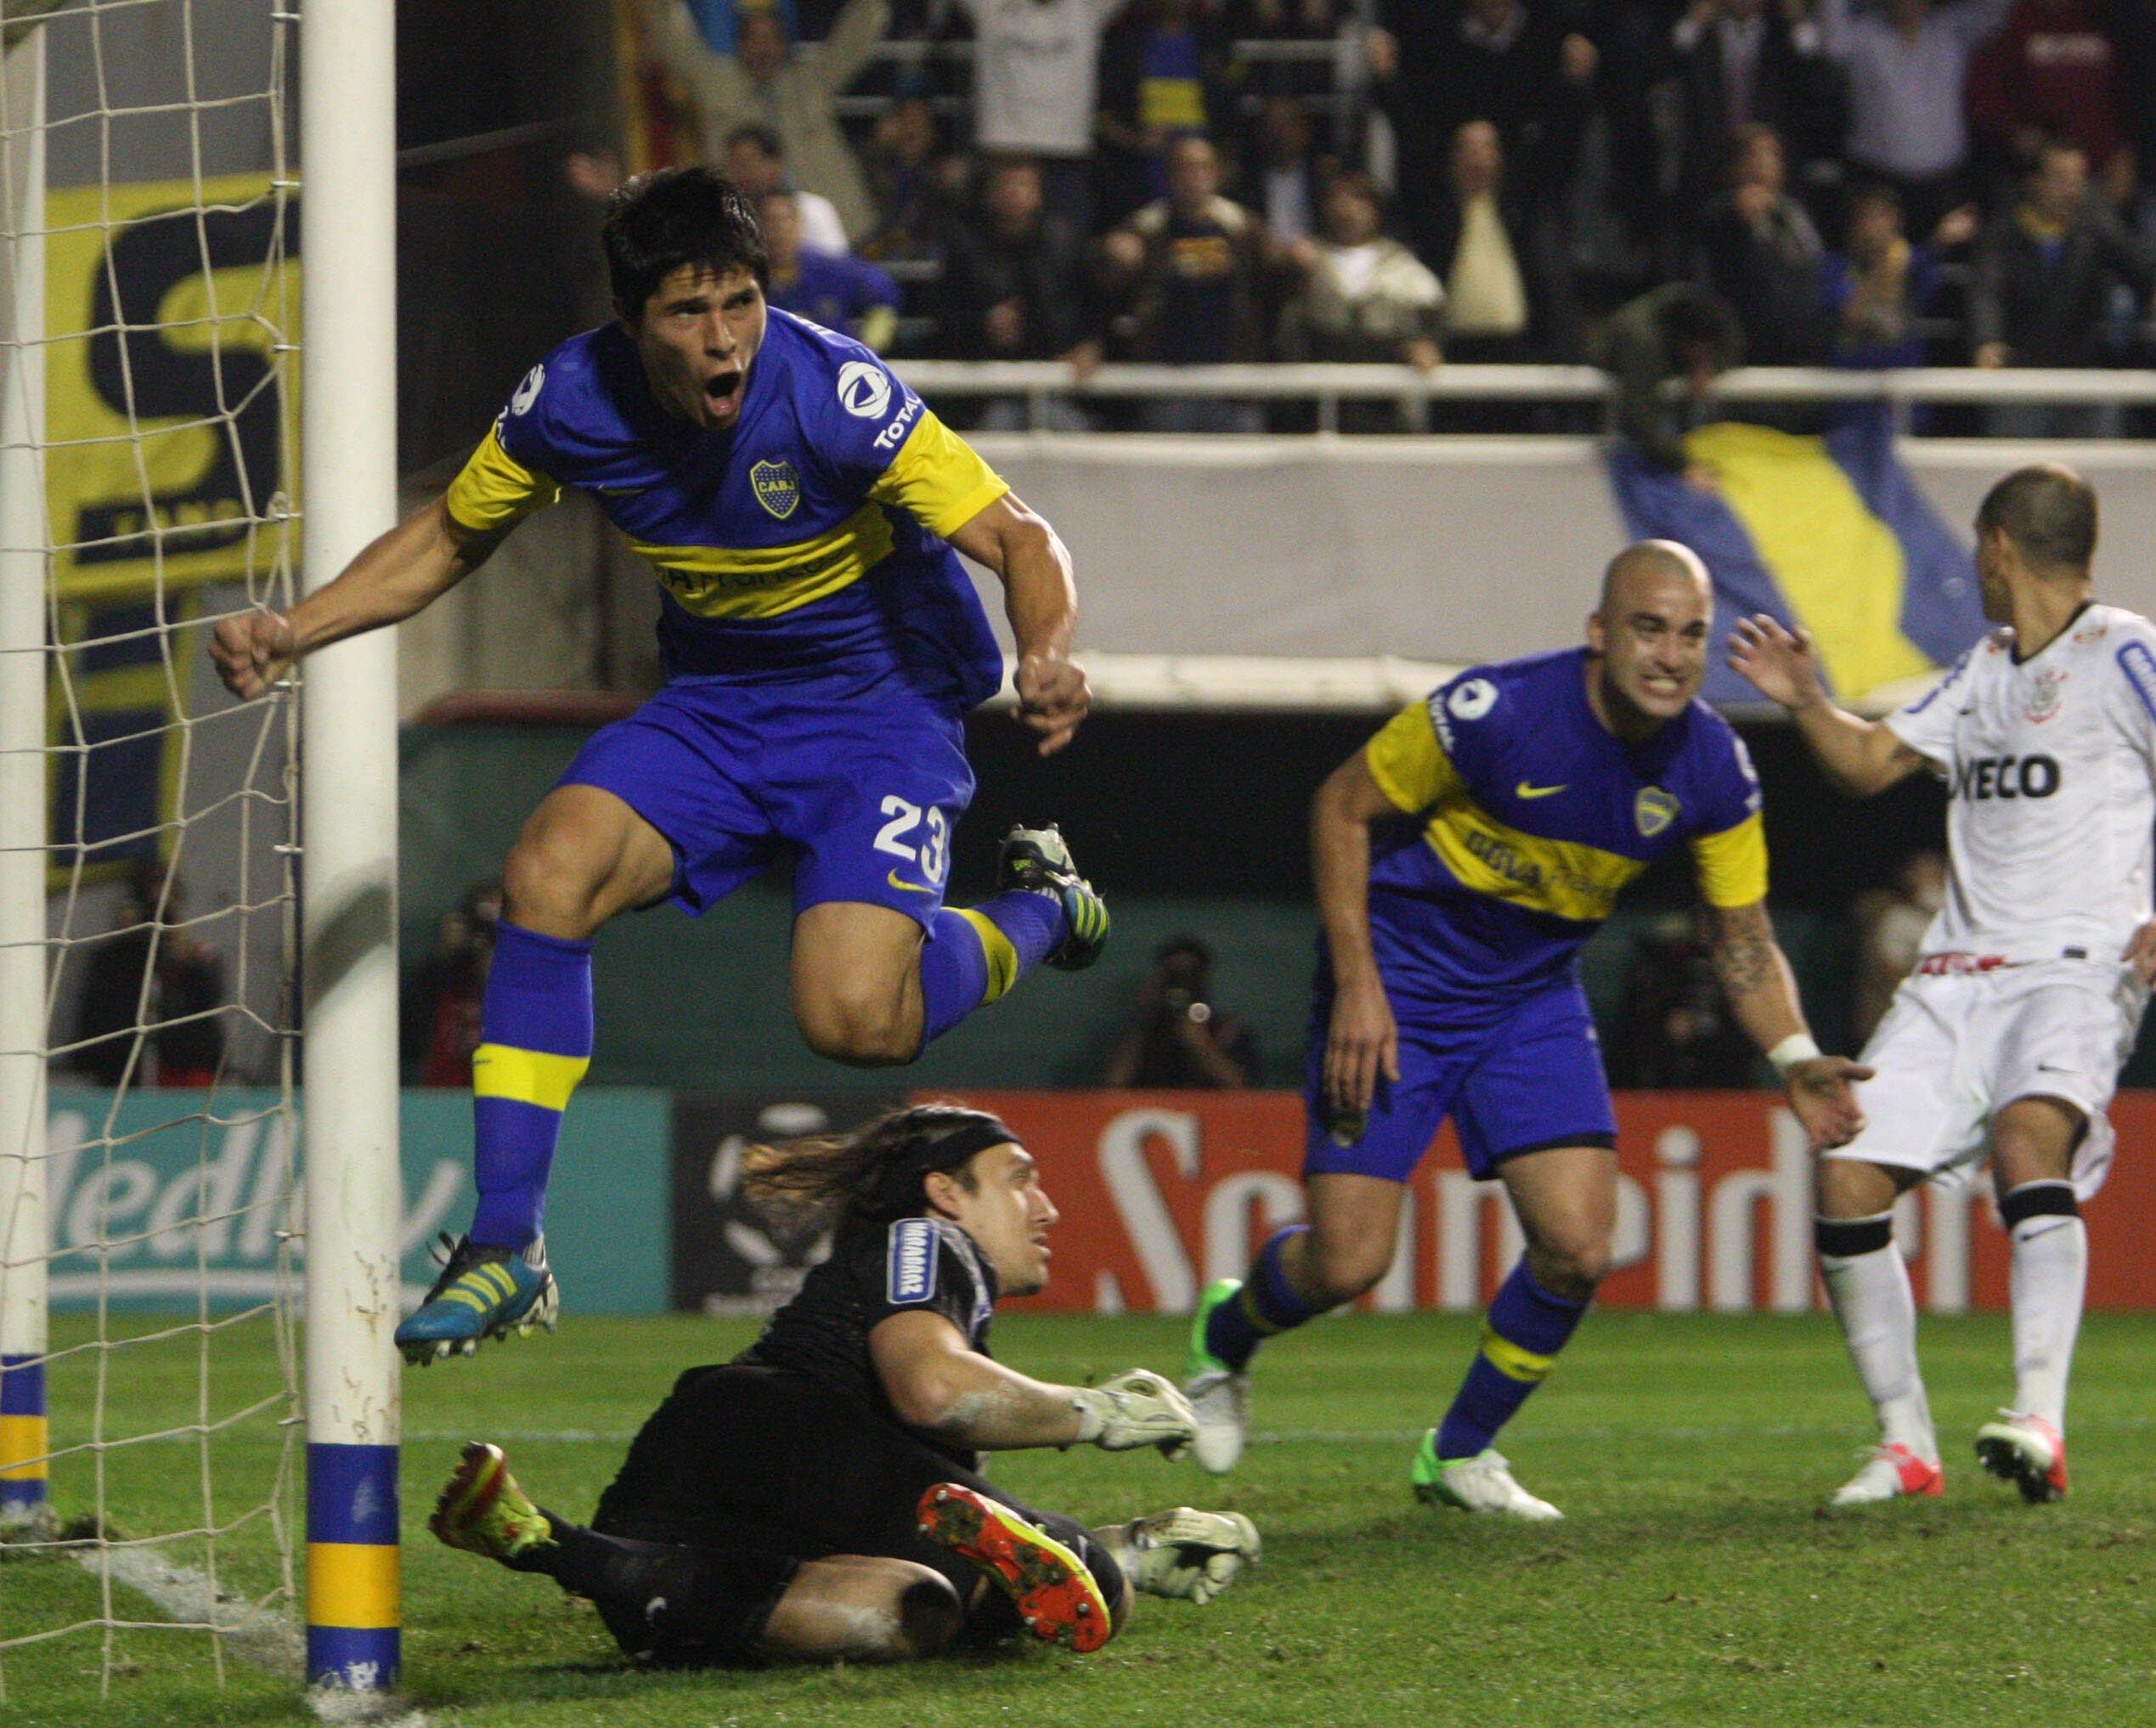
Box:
[742,1104,1015,1243]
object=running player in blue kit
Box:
[211,169,1108,1362]
[1182,542,1871,1516]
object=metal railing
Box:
[889,360,2156,435]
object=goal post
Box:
[0,14,50,1535]
[297,0,404,1696]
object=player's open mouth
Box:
[704,370,743,414]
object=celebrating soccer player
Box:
[210,168,1110,1364]
[1731,465,2156,1507]
[428,1105,1260,1663]
[1181,541,1868,1518]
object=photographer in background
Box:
[1104,935,1260,1089]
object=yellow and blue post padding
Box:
[308,1441,399,1686]
[0,1354,48,1519]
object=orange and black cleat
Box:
[916,1482,1112,1652]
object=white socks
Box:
[1819,1216,1937,1460]
[2006,1188,2086,1429]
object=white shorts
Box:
[1831,959,2148,1200]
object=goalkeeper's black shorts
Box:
[586,1363,1120,1663]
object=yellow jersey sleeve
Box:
[443,425,562,534]
[866,410,1010,540]
[1690,811,1769,909]
[1363,700,1461,814]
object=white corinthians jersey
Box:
[1885,603,2156,963]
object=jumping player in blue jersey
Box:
[1181,542,1871,1516]
[210,169,1109,1363]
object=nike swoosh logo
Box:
[887,871,934,895]
[1515,782,1567,799]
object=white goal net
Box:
[0,0,304,1698]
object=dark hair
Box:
[723,122,786,161]
[1977,464,2097,574]
[1657,284,1741,362]
[602,167,768,313]
[742,1104,1013,1242]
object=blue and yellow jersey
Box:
[443,310,1010,703]
[1362,648,1767,994]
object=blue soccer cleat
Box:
[395,1234,559,1366]
[997,823,1109,970]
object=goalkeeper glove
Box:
[1070,1369,1199,1460]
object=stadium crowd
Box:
[618,0,2156,395]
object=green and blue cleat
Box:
[998,823,1109,970]
[395,1233,559,1366]
[1412,1432,1564,1521]
[1182,1278,1251,1476]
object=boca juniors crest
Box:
[751,460,802,520]
[1634,787,1679,837]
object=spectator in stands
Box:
[405,881,503,1090]
[1694,122,1833,364]
[1096,0,1242,225]
[1368,0,1600,250]
[1850,850,1944,1046]
[1969,141,2156,430]
[1820,182,1976,367]
[1606,910,1758,1089]
[1278,172,1445,420]
[1241,93,1328,246]
[1967,0,2135,200]
[1425,119,1577,363]
[72,860,226,1089]
[939,156,1103,426]
[1668,0,1847,227]
[2113,0,2156,229]
[951,0,1132,237]
[725,124,853,255]
[1103,935,1260,1089]
[638,0,886,245]
[1232,0,1335,40]
[762,189,903,348]
[1812,0,2014,234]
[1102,133,1271,431]
[859,95,965,262]
[1589,280,1742,480]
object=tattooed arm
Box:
[1711,899,1871,1148]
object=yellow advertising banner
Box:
[45,172,300,604]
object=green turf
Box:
[4,1310,2154,1726]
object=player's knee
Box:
[1528,1232,1610,1296]
[1815,1156,1899,1221]
[1305,1234,1392,1305]
[795,984,917,1067]
[886,1567,964,1660]
[501,831,607,939]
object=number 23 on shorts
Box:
[874,796,951,891]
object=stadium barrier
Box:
[41,1089,673,1315]
[904,1091,2156,1315]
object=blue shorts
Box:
[1303,955,1617,1184]
[559,675,974,930]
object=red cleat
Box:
[917,1482,1112,1652]
[1975,1412,2069,1503]
[1830,1443,1944,1505]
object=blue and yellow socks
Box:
[1436,1261,1589,1460]
[468,923,593,1251]
[1202,1226,1318,1372]
[916,892,1070,1048]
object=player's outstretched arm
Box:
[1312,749,1400,1117]
[209,497,503,700]
[871,1312,1195,1457]
[1725,614,1925,797]
[945,494,1091,756]
[1708,898,1872,1148]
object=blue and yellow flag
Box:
[1608,408,1987,703]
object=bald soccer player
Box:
[1182,543,1871,1516]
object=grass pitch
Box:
[3,1310,2154,1726]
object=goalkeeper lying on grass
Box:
[430,1105,1258,1663]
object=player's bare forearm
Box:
[1709,899,1809,1050]
[872,1313,1086,1448]
[1727,614,1922,796]
[1312,752,1401,1110]
[949,492,1088,754]
[290,498,494,652]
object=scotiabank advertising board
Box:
[917,1091,2156,1314]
